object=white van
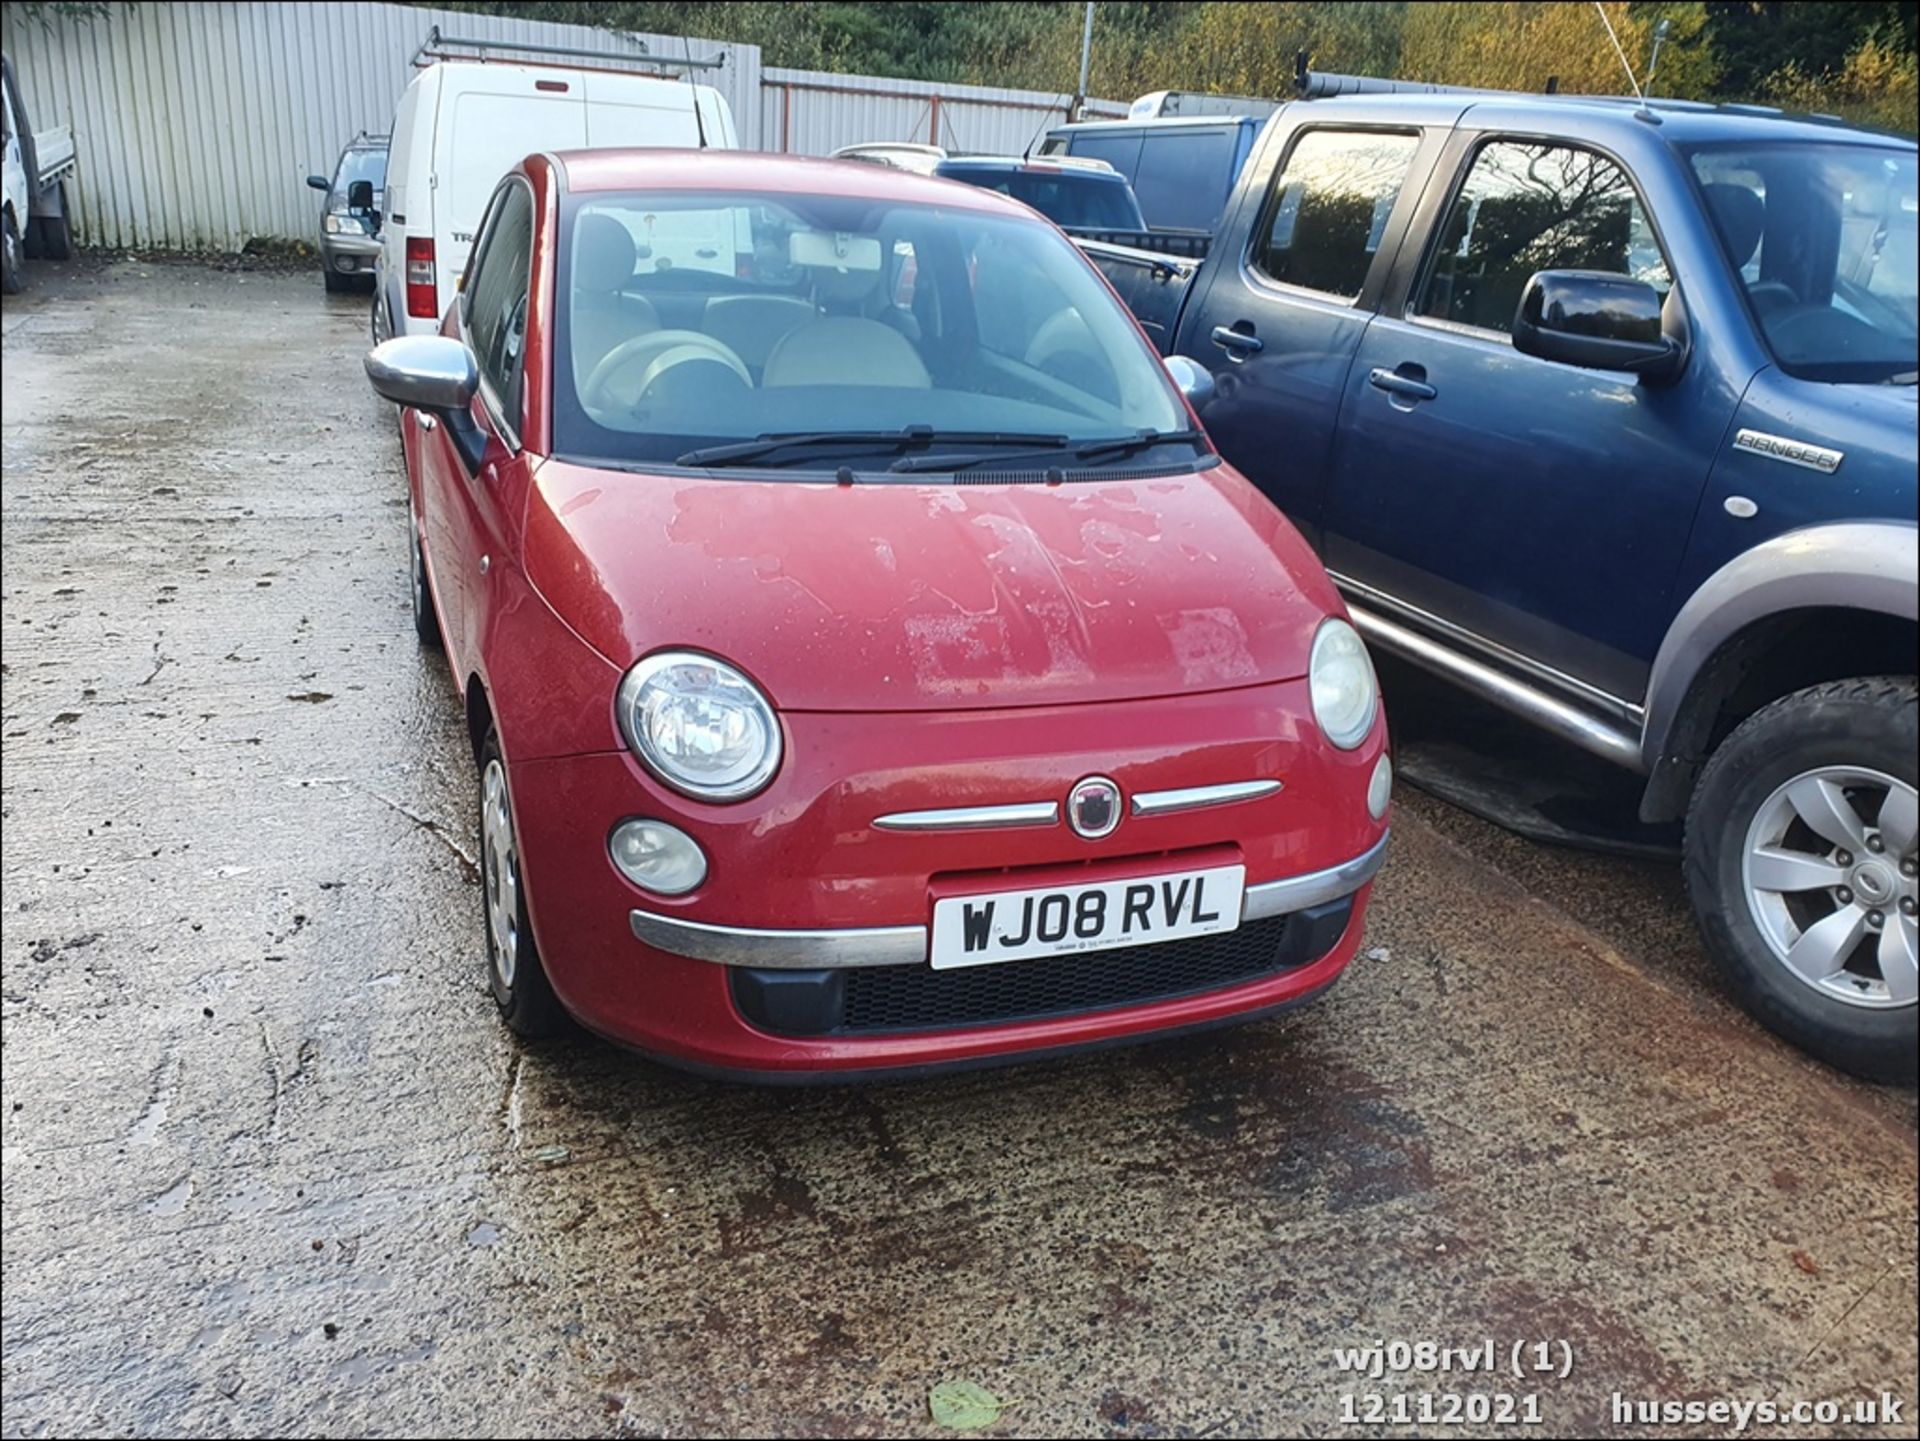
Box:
[374,58,737,340]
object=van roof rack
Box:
[411,24,723,74]
[1293,51,1508,99]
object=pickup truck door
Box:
[1176,117,1448,545]
[1321,130,1745,705]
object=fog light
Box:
[609,818,707,895]
[1367,753,1393,821]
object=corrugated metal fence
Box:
[0,1,1126,253]
[764,67,1126,160]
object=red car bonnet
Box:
[522,458,1341,714]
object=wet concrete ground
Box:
[3,258,1915,1439]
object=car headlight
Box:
[323,213,343,234]
[617,651,782,801]
[1309,618,1378,750]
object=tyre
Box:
[1685,677,1918,1083]
[478,728,569,1038]
[37,186,73,260]
[1,212,22,295]
[408,492,442,647]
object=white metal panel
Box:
[761,65,1126,160]
[0,0,759,251]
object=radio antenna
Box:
[1592,2,1654,121]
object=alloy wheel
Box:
[481,758,521,991]
[1741,765,1918,1008]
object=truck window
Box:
[1416,139,1672,336]
[1066,131,1143,181]
[1133,129,1237,231]
[1254,129,1421,300]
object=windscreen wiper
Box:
[676,425,1069,469]
[886,427,1211,475]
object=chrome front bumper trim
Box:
[1131,778,1282,816]
[628,830,1390,970]
[1240,831,1389,921]
[873,801,1060,832]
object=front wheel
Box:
[1686,677,1918,1083]
[478,729,568,1038]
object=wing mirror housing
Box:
[306,173,330,192]
[1512,270,1687,384]
[1163,353,1215,409]
[364,336,487,472]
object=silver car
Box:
[305,133,387,293]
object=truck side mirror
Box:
[306,174,330,191]
[1512,270,1685,384]
[346,179,375,213]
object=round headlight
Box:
[617,651,781,801]
[1309,618,1378,751]
[609,818,708,895]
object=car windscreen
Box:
[552,189,1191,470]
[944,168,1146,230]
[1690,142,1917,384]
[331,146,387,203]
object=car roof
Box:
[551,148,1033,215]
[1049,114,1263,134]
[1291,90,1918,148]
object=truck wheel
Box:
[478,728,568,1039]
[1,212,23,295]
[323,265,350,294]
[36,185,73,261]
[1685,677,1918,1083]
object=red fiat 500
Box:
[364,150,1391,1080]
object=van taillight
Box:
[405,237,438,319]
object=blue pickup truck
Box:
[1080,84,1918,1081]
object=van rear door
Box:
[578,72,702,148]
[437,68,587,301]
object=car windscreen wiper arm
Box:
[886,427,1211,475]
[676,426,1069,469]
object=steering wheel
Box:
[582,329,752,410]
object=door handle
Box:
[1368,367,1437,402]
[1210,324,1263,360]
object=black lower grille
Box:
[842,913,1294,1033]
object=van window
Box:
[1133,129,1238,231]
[465,183,535,431]
[1416,139,1672,335]
[1254,130,1420,300]
[1066,131,1143,180]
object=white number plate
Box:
[929,864,1245,971]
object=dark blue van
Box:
[1035,114,1265,232]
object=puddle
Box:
[146,1175,192,1216]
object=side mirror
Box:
[1512,269,1685,383]
[365,337,486,472]
[306,174,330,191]
[1163,353,1215,409]
[345,179,375,213]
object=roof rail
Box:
[1292,50,1519,100]
[411,24,723,73]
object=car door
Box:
[446,177,538,673]
[1178,122,1437,545]
[1321,133,1741,704]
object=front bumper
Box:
[507,678,1389,1076]
[320,232,380,272]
